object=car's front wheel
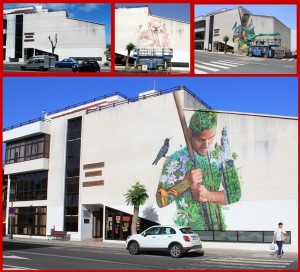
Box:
[170,243,183,258]
[128,241,140,255]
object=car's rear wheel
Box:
[170,243,183,258]
[128,241,140,255]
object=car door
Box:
[139,226,162,249]
[158,227,176,248]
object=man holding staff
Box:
[156,93,241,230]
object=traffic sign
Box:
[9,207,15,215]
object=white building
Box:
[3,5,107,62]
[3,87,298,251]
[195,6,291,52]
[115,6,190,71]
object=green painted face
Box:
[189,110,218,135]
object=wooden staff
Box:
[173,91,212,230]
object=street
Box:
[195,51,297,74]
[3,64,111,73]
[3,240,298,270]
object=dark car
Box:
[292,50,297,59]
[72,60,100,72]
[55,58,78,68]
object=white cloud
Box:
[77,4,102,13]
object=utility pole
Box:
[8,184,16,239]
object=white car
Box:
[125,225,204,258]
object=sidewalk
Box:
[3,236,297,255]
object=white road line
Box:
[195,69,208,74]
[195,64,220,72]
[218,60,248,65]
[6,250,165,269]
[3,265,37,270]
[197,62,230,69]
[212,61,240,67]
[4,255,30,260]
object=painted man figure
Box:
[156,110,241,230]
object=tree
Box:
[124,181,149,235]
[223,35,229,54]
[48,34,58,56]
[125,43,135,70]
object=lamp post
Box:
[9,186,16,240]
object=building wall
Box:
[4,9,106,62]
[195,7,291,51]
[115,7,190,68]
[4,90,298,249]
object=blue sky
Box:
[3,4,111,45]
[195,5,297,29]
[3,77,298,129]
[115,4,190,22]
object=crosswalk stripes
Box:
[178,256,294,270]
[195,60,246,74]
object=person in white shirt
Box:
[273,222,287,257]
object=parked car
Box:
[292,50,297,59]
[125,225,203,258]
[72,60,100,72]
[55,58,78,68]
[20,55,55,71]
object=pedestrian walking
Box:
[273,222,287,257]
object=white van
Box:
[20,55,55,71]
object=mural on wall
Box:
[154,95,242,231]
[232,7,255,51]
[135,17,171,48]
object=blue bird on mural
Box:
[152,137,173,165]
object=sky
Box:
[115,4,190,22]
[3,77,298,130]
[3,4,111,45]
[195,5,297,30]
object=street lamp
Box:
[9,186,16,240]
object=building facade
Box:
[3,87,298,251]
[115,6,190,70]
[3,5,107,62]
[195,6,291,52]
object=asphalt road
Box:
[3,240,298,270]
[195,51,297,74]
[3,64,111,73]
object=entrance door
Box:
[92,208,103,238]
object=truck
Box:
[246,33,284,59]
[20,55,56,71]
[133,48,173,71]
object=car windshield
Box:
[179,227,194,234]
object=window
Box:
[64,117,82,232]
[10,171,48,201]
[5,134,50,164]
[11,206,47,236]
[195,20,206,28]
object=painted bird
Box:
[152,137,172,165]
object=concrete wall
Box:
[115,7,190,67]
[4,10,106,62]
[5,90,298,248]
[196,7,291,51]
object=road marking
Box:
[4,255,30,260]
[197,62,230,69]
[195,69,208,74]
[212,61,240,67]
[3,265,37,270]
[195,64,220,72]
[6,250,167,270]
[217,60,247,65]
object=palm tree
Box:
[223,35,229,54]
[125,43,135,70]
[124,181,149,235]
